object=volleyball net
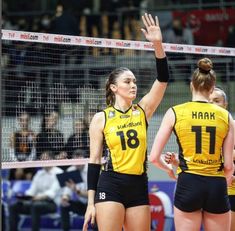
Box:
[2,29,235,169]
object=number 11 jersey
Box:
[172,101,229,177]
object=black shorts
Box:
[174,172,230,214]
[229,195,235,212]
[95,171,149,208]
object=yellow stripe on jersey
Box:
[103,105,147,175]
[173,101,229,177]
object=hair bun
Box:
[198,58,213,74]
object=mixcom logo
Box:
[116,41,131,48]
[20,33,38,40]
[85,39,102,45]
[54,36,71,43]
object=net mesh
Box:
[2,30,235,168]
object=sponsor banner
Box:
[173,8,235,46]
[2,29,235,56]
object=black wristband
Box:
[156,57,170,82]
[87,163,101,191]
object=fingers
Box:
[82,218,89,231]
[164,152,173,164]
[149,14,155,25]
[141,28,147,36]
[142,14,149,28]
[142,13,156,28]
[155,16,159,27]
[91,215,96,227]
[82,222,88,231]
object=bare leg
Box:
[174,206,202,231]
[230,211,235,231]
[124,205,150,231]
[203,210,231,231]
[96,202,125,231]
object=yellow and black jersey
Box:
[102,105,148,175]
[172,101,229,177]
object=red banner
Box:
[173,8,235,46]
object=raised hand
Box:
[141,13,162,43]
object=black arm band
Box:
[156,57,170,82]
[87,163,101,191]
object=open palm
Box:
[141,13,162,43]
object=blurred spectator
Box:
[50,3,79,36]
[2,12,18,30]
[9,111,36,161]
[9,111,37,181]
[226,25,235,48]
[9,168,37,181]
[36,110,66,160]
[164,17,194,45]
[60,164,89,231]
[8,166,63,231]
[64,119,89,159]
[119,0,142,40]
[164,17,194,82]
[39,14,52,33]
[83,0,102,37]
[100,0,122,38]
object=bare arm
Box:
[233,120,235,161]
[87,111,104,204]
[83,112,105,231]
[139,13,168,121]
[149,108,176,179]
[223,115,235,181]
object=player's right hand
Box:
[82,204,96,231]
[164,152,176,164]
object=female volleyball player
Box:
[150,58,234,231]
[83,13,170,231]
[165,86,235,231]
[210,87,235,231]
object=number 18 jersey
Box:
[103,105,147,175]
[172,101,229,177]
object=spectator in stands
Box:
[65,119,89,159]
[119,0,142,40]
[9,111,36,161]
[165,17,194,45]
[9,167,37,181]
[8,166,63,231]
[60,164,89,231]
[36,110,66,160]
[50,3,79,36]
[165,17,194,81]
[100,0,122,38]
[83,0,102,37]
[226,25,235,48]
